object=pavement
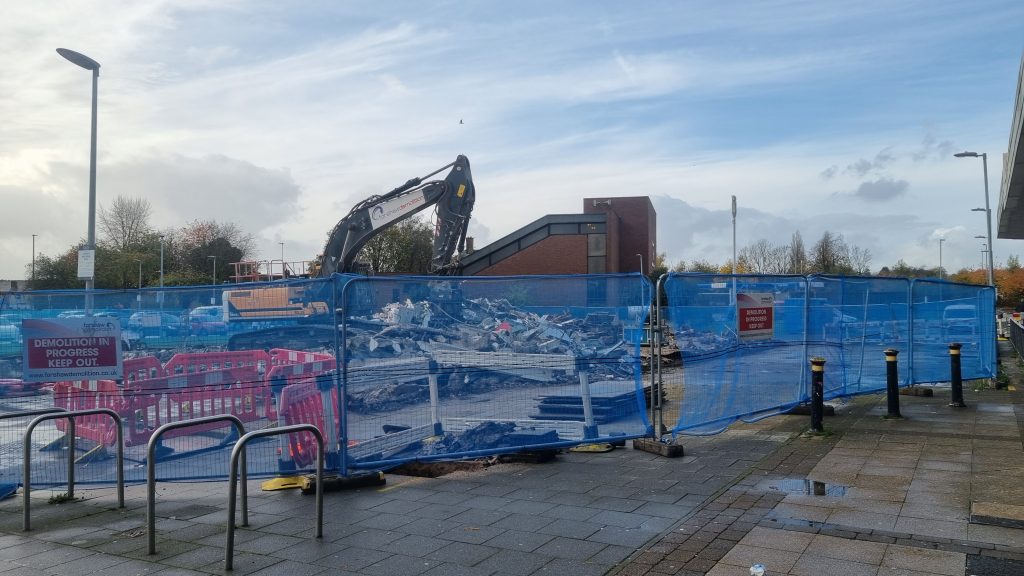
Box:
[0,366,1023,575]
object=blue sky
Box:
[2,1,1023,279]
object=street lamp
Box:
[159,235,165,289]
[938,238,945,281]
[636,253,643,275]
[280,241,285,277]
[954,151,994,286]
[134,259,142,289]
[31,234,36,284]
[208,255,217,285]
[731,195,737,275]
[57,48,100,311]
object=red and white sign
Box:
[737,293,774,340]
[22,318,123,382]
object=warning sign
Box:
[22,318,123,382]
[737,293,774,340]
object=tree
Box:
[1008,254,1021,272]
[809,231,852,274]
[358,218,434,274]
[28,250,80,290]
[688,259,719,273]
[176,220,255,282]
[848,246,872,275]
[98,196,153,251]
[740,239,789,274]
[787,231,807,274]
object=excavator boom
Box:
[318,155,475,276]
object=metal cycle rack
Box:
[22,407,124,531]
[226,424,323,571]
[147,414,247,555]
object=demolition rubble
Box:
[344,297,638,413]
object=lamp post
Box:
[981,243,989,270]
[731,195,737,275]
[280,242,285,277]
[636,253,643,275]
[938,238,945,281]
[57,48,100,311]
[135,260,142,289]
[159,235,165,289]
[31,234,36,284]
[954,152,994,286]
[208,255,217,305]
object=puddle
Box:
[767,478,847,496]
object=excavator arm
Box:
[318,155,475,276]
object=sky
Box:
[2,1,1023,280]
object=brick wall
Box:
[474,235,588,275]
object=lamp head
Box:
[56,48,100,71]
[971,208,987,212]
[954,151,979,158]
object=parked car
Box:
[942,304,978,341]
[0,318,21,340]
[128,311,187,336]
[188,306,227,335]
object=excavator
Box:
[223,155,476,350]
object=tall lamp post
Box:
[280,242,285,277]
[135,260,142,289]
[31,234,37,284]
[57,48,100,311]
[954,152,995,286]
[938,238,945,281]
[159,235,165,289]
[208,255,217,285]
[208,255,217,305]
[636,253,643,275]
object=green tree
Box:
[358,218,434,274]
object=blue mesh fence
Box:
[661,273,994,436]
[0,273,651,488]
[910,279,997,383]
[338,274,652,469]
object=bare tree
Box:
[848,246,872,275]
[740,239,789,274]
[98,196,152,250]
[787,231,807,274]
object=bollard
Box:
[810,357,826,432]
[885,349,901,418]
[949,343,965,408]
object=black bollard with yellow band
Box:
[885,349,901,418]
[810,357,826,432]
[949,343,965,408]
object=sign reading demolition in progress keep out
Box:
[22,318,123,382]
[737,292,774,340]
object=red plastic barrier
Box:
[164,350,270,376]
[123,356,164,383]
[124,365,263,447]
[277,378,341,468]
[263,356,336,422]
[52,380,125,446]
[269,348,332,367]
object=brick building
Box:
[461,196,656,276]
